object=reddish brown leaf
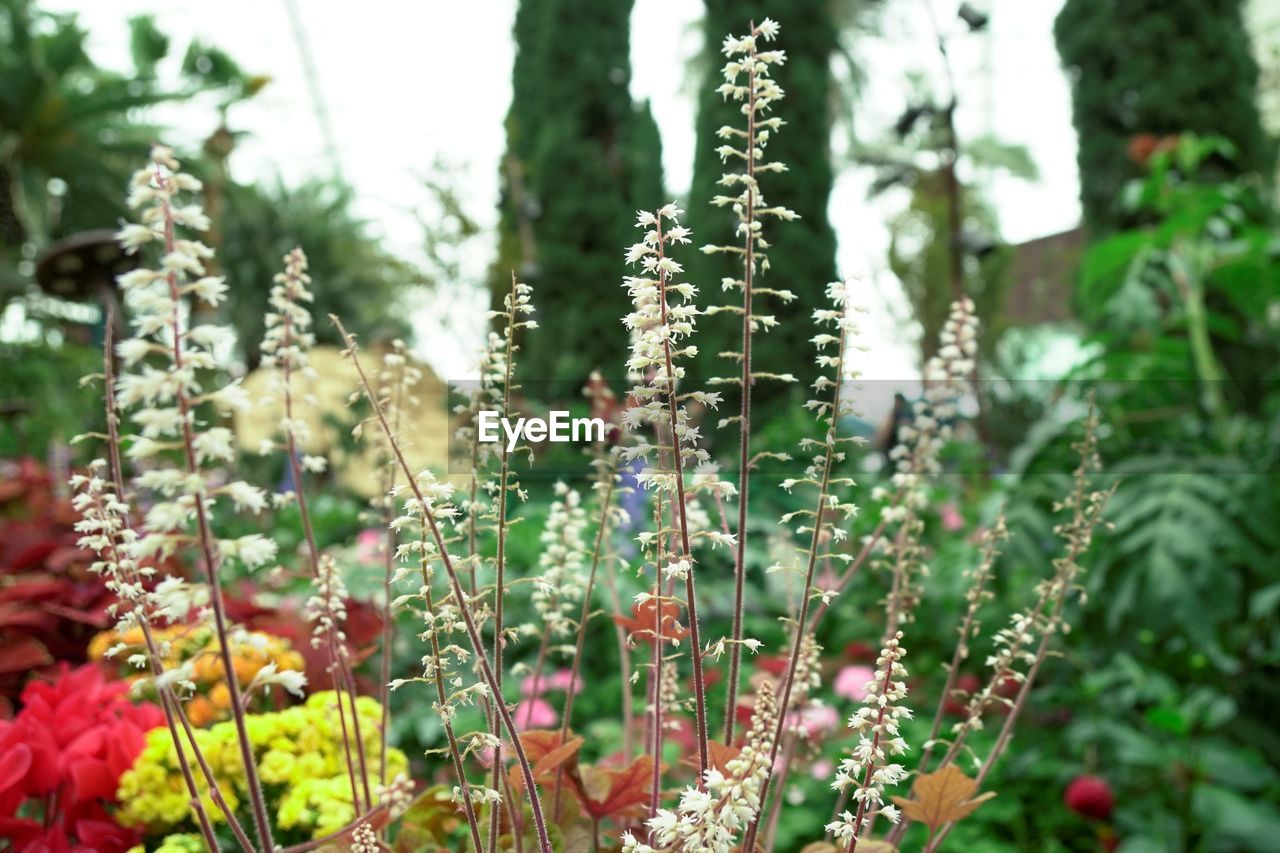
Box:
[612,599,689,646]
[0,637,52,674]
[577,755,655,820]
[508,729,584,793]
[708,740,741,774]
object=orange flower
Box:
[186,695,216,727]
[208,681,231,711]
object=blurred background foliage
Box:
[1,0,1278,849]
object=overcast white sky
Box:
[45,0,1079,381]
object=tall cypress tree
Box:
[496,0,664,385]
[1055,0,1273,235]
[687,0,838,393]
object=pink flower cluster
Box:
[515,670,582,729]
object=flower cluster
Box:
[871,297,978,635]
[70,461,154,638]
[826,633,912,844]
[0,664,165,852]
[258,246,326,474]
[703,16,797,386]
[951,403,1110,749]
[88,623,307,726]
[877,297,979,520]
[622,204,717,476]
[531,481,589,638]
[116,691,407,842]
[113,144,275,572]
[624,682,779,853]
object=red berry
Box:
[1064,774,1114,821]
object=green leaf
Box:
[1144,706,1188,737]
[128,15,169,76]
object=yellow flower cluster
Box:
[88,624,307,726]
[126,833,204,853]
[117,692,406,841]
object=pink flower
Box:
[811,759,833,780]
[940,502,965,532]
[787,702,839,739]
[355,528,383,565]
[834,665,875,702]
[515,698,558,729]
[521,669,582,698]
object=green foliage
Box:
[1055,0,1275,234]
[888,171,1011,364]
[0,0,253,303]
[217,179,416,366]
[0,338,101,457]
[496,0,665,384]
[687,0,838,395]
[994,139,1280,848]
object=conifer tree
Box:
[687,0,838,394]
[496,0,665,384]
[1056,0,1274,235]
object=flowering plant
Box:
[60,15,1118,853]
[115,691,408,848]
[88,623,307,727]
[0,663,165,852]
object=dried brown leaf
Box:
[891,765,996,831]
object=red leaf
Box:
[0,637,52,674]
[578,755,655,820]
[508,729,584,793]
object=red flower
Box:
[0,664,163,852]
[1064,774,1114,821]
[842,642,876,663]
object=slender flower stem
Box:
[724,27,760,746]
[379,466,397,785]
[377,350,409,789]
[328,634,366,812]
[99,316,240,851]
[600,535,636,761]
[418,557,486,852]
[915,523,1003,777]
[160,178,274,851]
[761,726,797,847]
[489,271,520,852]
[553,460,617,819]
[845,658,900,853]
[333,317,554,853]
[653,217,710,778]
[648,494,667,827]
[159,691,223,850]
[275,260,370,806]
[742,314,851,853]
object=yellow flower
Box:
[259,749,297,785]
[117,692,406,842]
[154,833,205,853]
